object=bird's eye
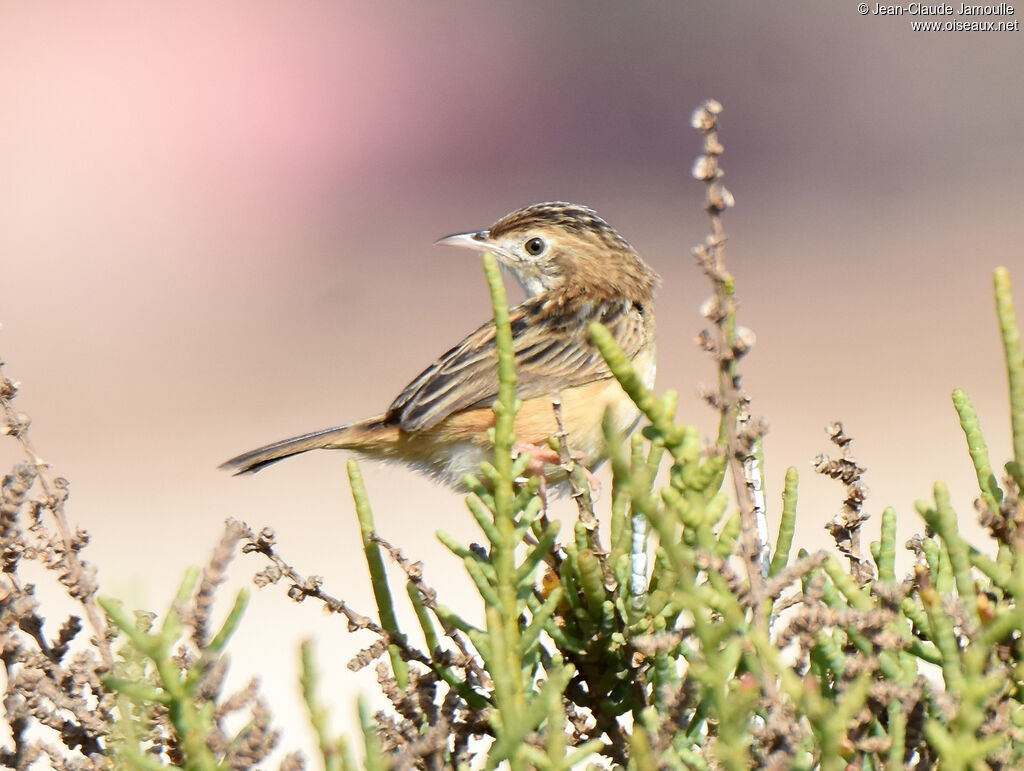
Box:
[524,237,546,256]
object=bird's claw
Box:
[512,441,601,496]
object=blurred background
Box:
[1,0,1021,760]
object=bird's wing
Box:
[387,297,650,433]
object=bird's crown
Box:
[487,202,659,304]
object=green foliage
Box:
[337,260,1024,768]
[100,569,256,770]
[93,260,1024,770]
[300,640,356,771]
[11,105,1024,770]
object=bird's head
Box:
[436,202,659,304]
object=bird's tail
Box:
[219,417,395,475]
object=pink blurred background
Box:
[1,1,1022,760]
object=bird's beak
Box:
[434,230,492,251]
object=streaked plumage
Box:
[221,202,659,488]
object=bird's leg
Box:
[513,441,601,495]
[513,440,560,473]
[537,472,550,516]
[578,464,602,499]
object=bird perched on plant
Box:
[221,202,659,489]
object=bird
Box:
[220,202,659,489]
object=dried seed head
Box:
[692,155,718,181]
[2,411,30,436]
[695,329,716,353]
[700,295,724,321]
[691,99,722,131]
[708,184,735,212]
[733,326,757,356]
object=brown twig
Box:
[369,532,490,688]
[0,364,111,670]
[691,99,776,703]
[235,519,387,635]
[551,395,615,590]
[815,422,874,584]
